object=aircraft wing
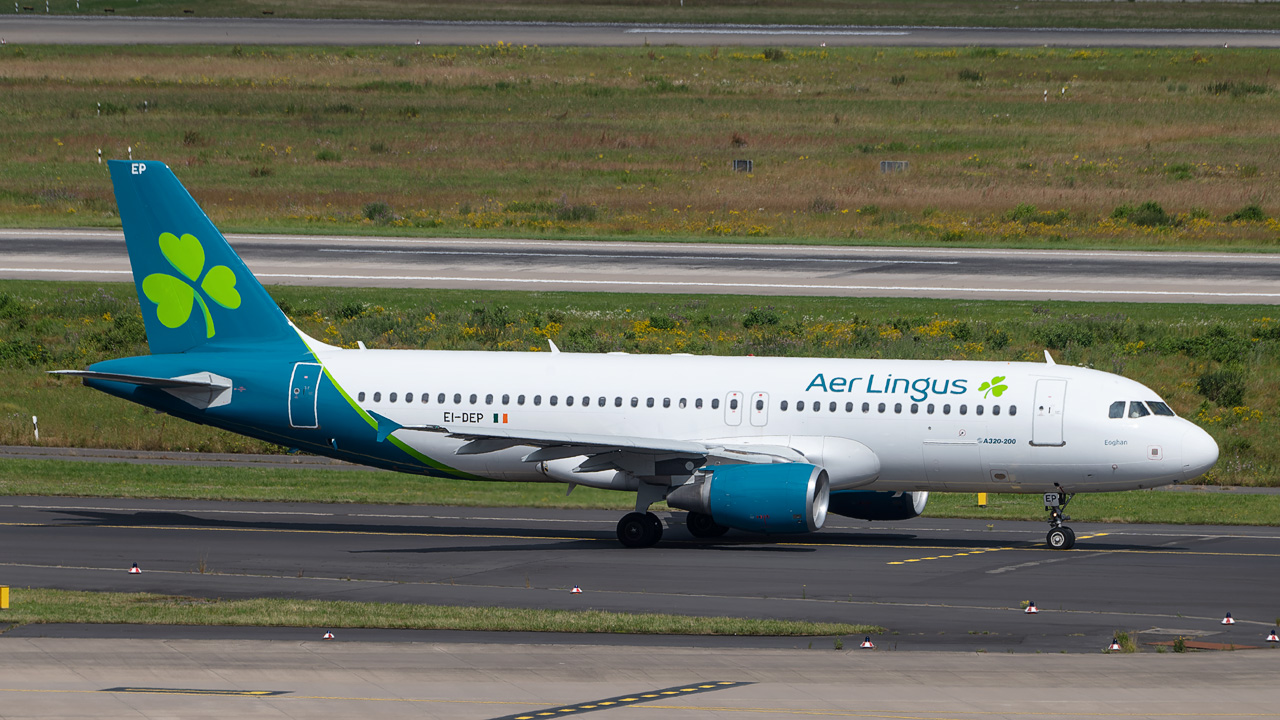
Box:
[367,412,803,473]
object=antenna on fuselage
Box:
[548,339,561,354]
[1044,350,1056,365]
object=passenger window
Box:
[780,400,789,411]
[469,394,477,404]
[373,392,381,402]
[1109,401,1125,419]
[1129,401,1151,418]
[438,393,446,404]
[993,405,1001,416]
[829,401,837,412]
[615,397,623,407]
[730,398,739,410]
[943,404,951,415]
[405,393,414,403]
[647,398,654,408]
[712,398,720,410]
[959,404,968,415]
[517,394,526,405]
[680,398,687,409]
[878,402,886,413]
[502,394,510,405]
[582,396,589,407]
[927,403,934,414]
[485,394,493,405]
[894,403,902,414]
[695,398,703,409]
[566,396,574,407]
[976,405,984,416]
[845,402,853,412]
[756,399,764,411]
[389,392,397,403]
[551,395,559,406]
[862,402,870,413]
[1149,401,1175,417]
[453,393,461,404]
[797,401,805,412]
[599,397,607,407]
[631,397,639,407]
[910,403,919,414]
[533,395,541,406]
[1009,405,1017,416]
[663,398,671,408]
[358,392,366,402]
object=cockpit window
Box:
[1108,401,1125,419]
[1148,401,1176,417]
[1128,401,1151,418]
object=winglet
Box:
[1044,349,1056,365]
[367,411,402,443]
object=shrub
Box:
[957,68,984,82]
[647,315,678,330]
[557,204,597,222]
[369,141,389,154]
[1113,201,1172,227]
[1034,322,1096,350]
[1197,366,1246,406]
[809,197,837,214]
[334,300,367,320]
[470,304,513,329]
[315,149,342,162]
[762,48,789,62]
[1164,163,1194,181]
[249,165,273,178]
[1225,204,1267,222]
[730,131,748,147]
[182,130,206,147]
[363,201,394,224]
[1205,80,1268,97]
[743,308,780,328]
[890,75,906,86]
[1005,203,1068,225]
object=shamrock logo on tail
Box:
[142,232,241,338]
[978,375,1008,399]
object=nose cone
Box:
[1181,425,1219,480]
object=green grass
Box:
[0,588,880,636]
[25,0,1280,30]
[2,44,1279,249]
[4,279,1279,485]
[3,458,1279,525]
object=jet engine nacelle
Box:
[666,463,830,534]
[828,490,929,521]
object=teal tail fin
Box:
[109,160,298,354]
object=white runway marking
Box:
[624,28,911,36]
[6,267,1279,298]
[316,248,960,265]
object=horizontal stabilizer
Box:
[49,369,229,389]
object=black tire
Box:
[645,512,665,544]
[1047,527,1075,550]
[686,512,729,539]
[617,512,656,548]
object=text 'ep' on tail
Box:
[109,160,297,354]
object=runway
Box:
[3,496,1279,655]
[3,229,1278,303]
[7,16,1280,48]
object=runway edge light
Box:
[128,563,142,574]
[859,637,875,649]
[1024,601,1038,615]
[322,631,335,639]
[1266,630,1278,643]
[570,585,583,594]
[1222,612,1235,625]
[1107,638,1123,652]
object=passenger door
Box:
[289,362,322,428]
[1031,379,1067,446]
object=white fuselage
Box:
[317,348,1219,494]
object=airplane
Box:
[53,161,1220,549]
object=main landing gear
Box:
[685,511,729,539]
[617,512,664,548]
[1044,489,1076,550]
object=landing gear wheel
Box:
[1047,526,1076,550]
[686,512,729,539]
[617,512,662,548]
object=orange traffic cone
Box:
[322,631,335,639]
[570,586,583,594]
[1107,638,1122,651]
[1222,612,1236,625]
[859,636,875,649]
[128,563,141,574]
[1024,601,1038,615]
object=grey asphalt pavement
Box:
[3,229,1277,303]
[6,16,1280,48]
[3,496,1278,654]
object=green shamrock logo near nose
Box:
[141,232,241,338]
[978,375,1008,399]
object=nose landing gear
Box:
[1044,489,1076,550]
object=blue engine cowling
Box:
[828,490,929,521]
[666,463,830,534]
